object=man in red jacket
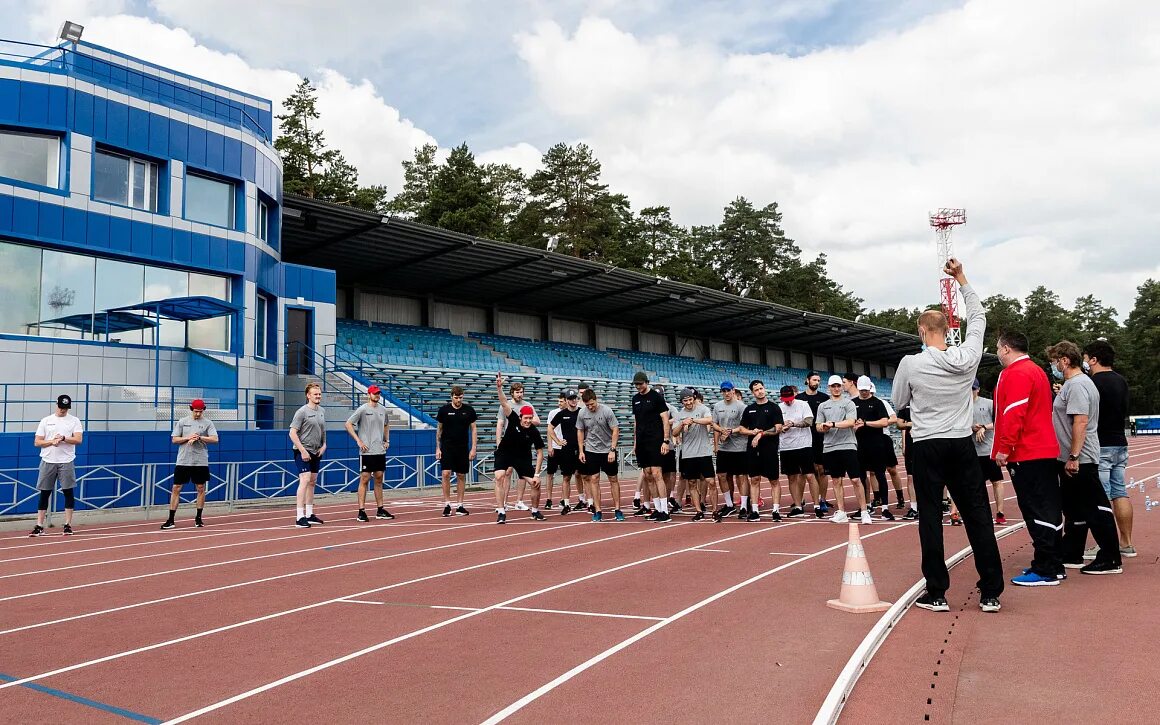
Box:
[992,331,1064,585]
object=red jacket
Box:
[992,356,1059,462]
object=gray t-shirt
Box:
[347,403,388,455]
[291,404,327,453]
[816,398,858,452]
[713,399,748,453]
[577,403,618,454]
[972,396,996,457]
[673,404,713,458]
[172,416,217,466]
[1053,374,1101,464]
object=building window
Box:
[0,129,60,188]
[188,272,231,352]
[258,200,269,243]
[185,172,235,228]
[93,149,160,211]
[255,292,271,359]
[0,242,42,335]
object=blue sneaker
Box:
[592,511,603,522]
[1021,567,1066,580]
[1011,571,1060,587]
[614,509,625,522]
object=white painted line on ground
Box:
[499,606,665,622]
[689,548,731,553]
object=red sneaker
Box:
[995,512,1007,525]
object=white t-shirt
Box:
[778,399,814,451]
[36,414,83,463]
[547,407,563,451]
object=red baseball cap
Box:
[190,399,206,410]
[367,385,381,395]
[519,405,534,417]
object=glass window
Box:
[186,173,234,228]
[94,258,145,344]
[144,267,188,347]
[39,250,95,339]
[94,149,160,211]
[188,272,230,351]
[255,292,269,359]
[0,242,42,334]
[0,129,60,188]
[258,200,269,242]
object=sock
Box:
[531,507,538,513]
[635,490,642,499]
[773,504,780,513]
[166,510,176,523]
[659,499,669,514]
[195,507,203,519]
[911,504,918,512]
[725,491,734,506]
[296,506,305,519]
[305,505,314,517]
[740,496,749,511]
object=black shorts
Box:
[635,439,665,469]
[546,451,560,475]
[293,451,322,474]
[679,455,715,480]
[857,442,886,473]
[580,450,619,477]
[661,450,677,475]
[780,448,814,476]
[440,447,470,475]
[978,455,1003,483]
[552,448,579,476]
[881,437,899,467]
[716,450,747,476]
[360,454,386,473]
[747,445,780,480]
[174,465,210,486]
[811,433,825,461]
[494,450,535,479]
[824,450,863,481]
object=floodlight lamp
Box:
[59,21,84,43]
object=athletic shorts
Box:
[440,447,470,475]
[635,439,665,469]
[746,445,780,480]
[978,455,1003,483]
[360,454,386,473]
[36,460,77,491]
[494,450,536,480]
[857,442,885,473]
[293,451,322,474]
[174,465,210,486]
[780,447,814,476]
[881,437,899,467]
[546,450,560,475]
[555,447,579,476]
[716,450,747,476]
[824,450,863,481]
[811,434,825,461]
[580,450,619,477]
[661,450,677,475]
[679,455,715,480]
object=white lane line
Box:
[158,521,810,724]
[499,606,665,622]
[769,552,813,556]
[690,548,730,553]
[479,523,909,725]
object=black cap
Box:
[680,386,697,399]
[56,394,72,409]
[563,388,578,399]
[632,371,649,384]
[779,385,796,398]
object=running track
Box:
[2,438,1158,724]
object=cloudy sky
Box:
[5,1,1159,318]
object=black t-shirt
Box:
[436,403,478,449]
[1091,370,1129,447]
[632,388,668,442]
[896,406,912,451]
[852,396,890,445]
[797,390,828,441]
[498,410,545,457]
[741,400,784,450]
[552,407,580,447]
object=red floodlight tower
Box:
[929,208,967,346]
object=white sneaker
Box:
[514,501,530,511]
[831,509,849,523]
[1083,546,1098,560]
[860,511,873,525]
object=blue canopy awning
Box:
[108,295,243,321]
[39,310,159,334]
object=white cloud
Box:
[477,142,543,176]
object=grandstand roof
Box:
[281,194,921,363]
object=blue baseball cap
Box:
[720,380,735,391]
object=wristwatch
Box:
[1067,454,1079,461]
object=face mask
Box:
[1051,364,1064,380]
[1082,361,1090,373]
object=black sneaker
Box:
[633,497,641,509]
[815,507,826,519]
[880,508,895,521]
[1062,559,1086,570]
[915,594,950,612]
[787,506,804,518]
[356,510,369,523]
[497,511,506,524]
[28,524,44,537]
[747,510,761,522]
[161,520,176,530]
[455,505,469,516]
[1080,560,1123,575]
[942,498,951,513]
[531,510,545,521]
[295,517,311,528]
[979,597,1001,613]
[903,508,919,521]
[560,503,572,515]
[307,514,325,525]
[655,511,672,522]
[692,511,705,521]
[376,507,395,520]
[871,498,882,509]
[194,518,204,528]
[737,507,747,520]
[62,524,73,536]
[646,510,660,521]
[545,500,553,510]
[895,496,906,510]
[668,497,680,512]
[633,506,649,517]
[712,505,734,522]
[443,504,452,517]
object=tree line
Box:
[275,79,1160,415]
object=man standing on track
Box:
[872,382,908,510]
[892,258,1003,614]
[853,376,896,521]
[498,381,539,511]
[1083,340,1135,558]
[738,380,785,521]
[290,382,327,529]
[29,394,83,537]
[493,373,546,524]
[345,385,394,523]
[778,385,821,517]
[548,389,582,515]
[797,372,831,509]
[436,385,477,517]
[672,387,714,521]
[162,399,218,530]
[544,391,566,510]
[577,388,623,522]
[970,379,1006,525]
[712,381,748,521]
[817,375,870,525]
[575,383,594,510]
[896,405,919,521]
[631,372,673,522]
[655,384,681,513]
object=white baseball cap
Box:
[827,375,843,386]
[857,375,873,391]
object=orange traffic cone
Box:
[826,522,891,613]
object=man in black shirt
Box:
[852,376,896,520]
[1083,340,1134,557]
[493,372,546,524]
[632,371,673,521]
[435,385,477,517]
[547,388,582,515]
[738,380,785,521]
[896,406,919,520]
[797,371,831,507]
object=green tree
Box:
[636,206,684,273]
[1122,279,1160,414]
[1072,294,1121,344]
[417,144,499,237]
[482,163,527,240]
[1022,286,1079,364]
[711,197,799,299]
[861,306,925,335]
[525,143,611,258]
[770,254,863,319]
[387,143,439,218]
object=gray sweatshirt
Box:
[890,283,985,442]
